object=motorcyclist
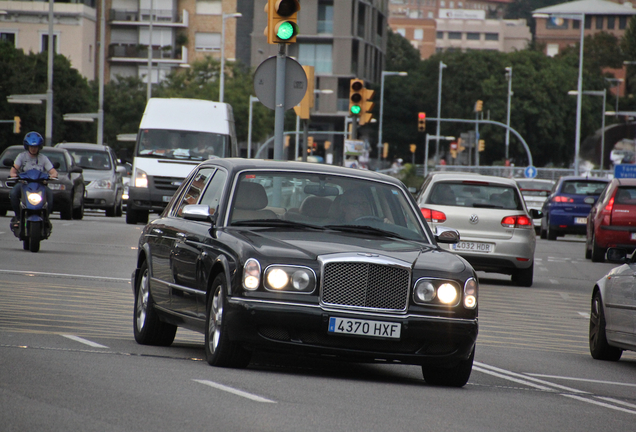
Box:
[9,132,58,228]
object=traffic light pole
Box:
[302,119,309,162]
[273,44,287,160]
[350,117,358,140]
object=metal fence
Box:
[414,165,614,180]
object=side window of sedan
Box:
[175,168,216,217]
[199,169,227,216]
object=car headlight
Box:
[134,168,148,188]
[463,278,478,309]
[48,183,66,191]
[264,265,315,293]
[413,278,460,306]
[242,258,261,291]
[27,191,43,206]
[90,178,113,189]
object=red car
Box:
[586,178,636,262]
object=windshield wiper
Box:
[231,219,327,229]
[325,224,408,240]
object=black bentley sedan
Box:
[132,159,478,387]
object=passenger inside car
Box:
[231,181,278,222]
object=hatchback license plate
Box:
[328,317,401,339]
[631,232,636,240]
[452,241,493,253]
[575,217,587,224]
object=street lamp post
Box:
[247,95,259,158]
[436,61,447,165]
[378,71,408,164]
[505,66,513,162]
[146,0,153,100]
[45,0,54,146]
[568,89,607,170]
[220,12,242,103]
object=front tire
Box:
[589,292,622,361]
[422,348,474,387]
[205,274,251,368]
[72,199,84,220]
[547,223,558,241]
[133,261,177,346]
[28,221,41,252]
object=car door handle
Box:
[151,228,163,235]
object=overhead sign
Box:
[439,9,485,20]
[614,164,636,178]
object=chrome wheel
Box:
[136,269,149,333]
[208,285,223,356]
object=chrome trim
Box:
[151,277,205,296]
[412,277,461,307]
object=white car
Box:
[515,178,555,233]
[589,248,636,361]
[416,172,541,286]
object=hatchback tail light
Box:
[600,196,614,225]
[501,215,533,228]
[552,195,574,203]
[421,208,447,223]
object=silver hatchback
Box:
[416,172,540,286]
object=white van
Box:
[126,98,238,224]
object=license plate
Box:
[162,195,172,202]
[574,217,587,224]
[452,241,494,253]
[328,317,401,339]
[631,233,636,240]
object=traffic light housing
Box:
[475,100,483,112]
[13,116,20,134]
[265,0,300,44]
[359,88,375,126]
[382,143,389,159]
[410,144,416,154]
[293,65,315,120]
[349,78,364,116]
[418,112,426,132]
[478,139,485,152]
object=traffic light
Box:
[13,116,20,134]
[457,137,465,152]
[349,78,364,116]
[410,144,416,154]
[478,139,485,152]
[475,100,483,112]
[382,142,389,159]
[359,88,375,126]
[265,0,300,44]
[294,66,315,120]
[284,135,291,147]
[418,112,426,132]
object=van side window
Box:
[200,170,228,216]
[175,168,216,217]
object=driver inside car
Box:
[341,189,375,223]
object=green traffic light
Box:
[276,21,295,40]
[350,105,361,115]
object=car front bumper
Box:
[84,188,117,209]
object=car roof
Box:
[56,143,110,151]
[200,158,405,186]
[612,178,636,186]
[427,171,519,186]
[558,175,609,183]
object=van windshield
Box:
[136,129,229,160]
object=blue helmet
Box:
[23,131,44,151]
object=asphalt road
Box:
[0,212,635,431]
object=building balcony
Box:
[109,44,188,65]
[109,8,188,27]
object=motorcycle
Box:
[7,169,55,252]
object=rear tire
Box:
[512,263,534,287]
[133,261,177,346]
[72,199,84,220]
[589,292,622,361]
[591,236,605,262]
[422,348,474,387]
[547,224,557,241]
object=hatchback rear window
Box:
[561,181,606,195]
[428,182,523,210]
[615,187,636,205]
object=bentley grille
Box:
[321,262,410,312]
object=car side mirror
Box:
[53,161,61,170]
[434,226,460,244]
[529,209,542,219]
[70,166,83,174]
[182,204,215,224]
[606,247,628,264]
[3,158,14,167]
[116,165,128,175]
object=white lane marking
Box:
[559,292,571,300]
[550,279,560,285]
[0,269,129,282]
[193,379,276,404]
[526,374,636,388]
[472,366,555,392]
[563,394,636,415]
[578,312,590,319]
[475,362,588,394]
[61,334,109,349]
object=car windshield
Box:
[561,181,607,195]
[228,171,428,241]
[65,149,111,171]
[136,129,229,160]
[427,181,523,210]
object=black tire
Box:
[23,240,29,251]
[585,237,592,259]
[133,261,177,346]
[29,221,41,253]
[60,203,73,220]
[115,196,123,217]
[205,273,251,368]
[126,208,149,225]
[512,263,534,287]
[589,292,622,361]
[422,348,474,387]
[540,226,547,240]
[547,223,557,241]
[591,236,606,262]
[72,199,84,220]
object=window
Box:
[298,43,332,74]
[414,29,423,40]
[41,34,58,53]
[195,32,221,51]
[485,33,499,41]
[318,1,334,34]
[466,32,480,40]
[0,32,16,46]
[607,16,615,30]
[547,44,559,57]
[596,16,603,30]
[176,168,216,217]
[573,20,580,29]
[199,169,227,215]
[448,32,461,40]
[584,16,591,29]
[195,0,222,15]
[436,31,444,39]
[396,28,406,37]
[620,16,628,29]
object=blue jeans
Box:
[10,184,54,218]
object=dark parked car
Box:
[132,159,479,387]
[540,176,609,240]
[586,178,636,262]
[589,248,636,361]
[0,145,85,220]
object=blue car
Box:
[540,176,609,240]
